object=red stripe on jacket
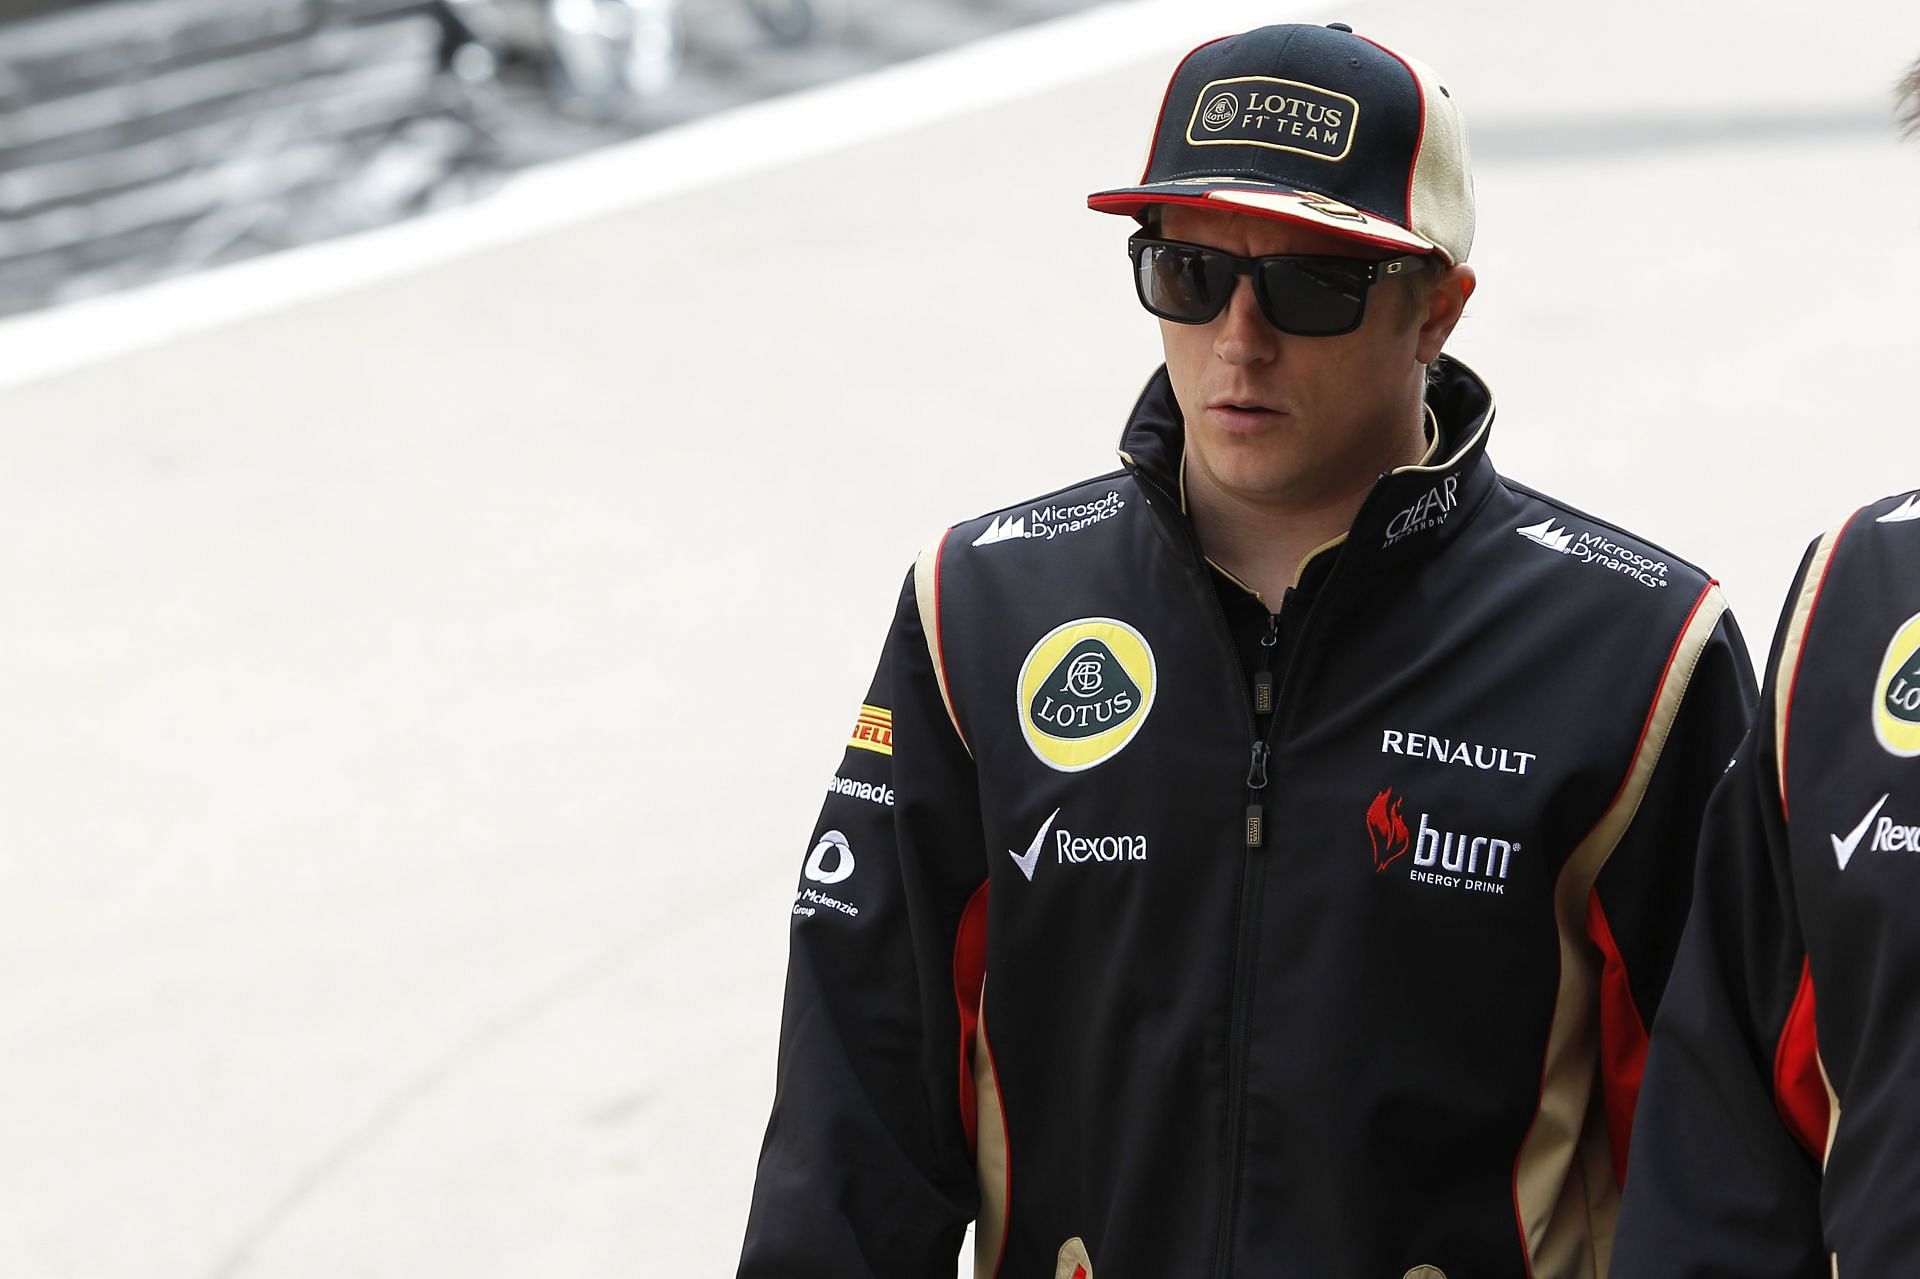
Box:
[1774,957,1830,1160]
[1586,891,1649,1185]
[952,881,990,1148]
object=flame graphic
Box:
[1366,788,1410,872]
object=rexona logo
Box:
[1382,475,1459,548]
[972,491,1126,547]
[1875,610,1920,758]
[1367,788,1411,871]
[1008,807,1148,882]
[1368,791,1519,896]
[1184,75,1358,161]
[1018,618,1157,772]
[1516,519,1671,590]
[1831,794,1920,869]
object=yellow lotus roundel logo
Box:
[1875,610,1920,757]
[1018,617,1156,772]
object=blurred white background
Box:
[2,0,1918,1274]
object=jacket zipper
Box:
[1212,601,1297,1279]
[1120,461,1322,1277]
[1245,611,1280,847]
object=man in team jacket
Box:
[1609,489,1920,1277]
[1609,64,1920,1279]
[740,23,1755,1279]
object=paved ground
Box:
[2,0,1918,1275]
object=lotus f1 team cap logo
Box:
[1018,618,1156,772]
[1876,610,1920,757]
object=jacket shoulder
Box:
[1834,489,1920,561]
[1489,476,1716,601]
[1783,488,1920,651]
[936,468,1138,556]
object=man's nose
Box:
[1212,275,1278,365]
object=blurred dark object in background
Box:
[443,0,689,113]
[0,0,493,316]
[0,0,1102,320]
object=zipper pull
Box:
[1252,613,1280,715]
[1246,741,1270,790]
[1245,742,1270,848]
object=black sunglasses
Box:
[1127,235,1430,337]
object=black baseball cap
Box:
[1089,22,1475,263]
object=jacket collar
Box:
[1117,354,1497,581]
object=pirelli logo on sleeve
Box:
[1186,76,1358,161]
[849,704,894,756]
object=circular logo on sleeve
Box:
[1875,610,1920,757]
[1018,618,1156,772]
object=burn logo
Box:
[1367,788,1411,871]
[1368,789,1522,898]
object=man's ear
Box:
[1416,264,1476,366]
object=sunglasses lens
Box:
[1257,258,1370,335]
[1135,243,1228,323]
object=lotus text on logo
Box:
[827,775,893,806]
[1032,640,1139,735]
[1056,826,1148,866]
[1874,611,1920,758]
[1405,810,1518,896]
[973,491,1126,547]
[1185,76,1356,160]
[1382,476,1459,547]
[1366,788,1411,871]
[1890,668,1920,721]
[1381,730,1537,777]
[1516,519,1670,589]
[803,829,855,885]
[1018,618,1158,772]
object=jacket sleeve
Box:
[1610,548,1831,1278]
[1584,598,1758,1184]
[738,559,988,1278]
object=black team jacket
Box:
[740,356,1756,1279]
[1613,489,1920,1278]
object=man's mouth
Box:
[1206,401,1286,430]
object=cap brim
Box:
[1088,180,1442,259]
